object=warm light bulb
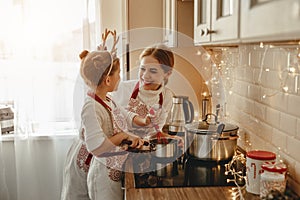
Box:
[260,42,264,48]
[288,67,296,73]
[202,53,211,61]
[283,86,289,92]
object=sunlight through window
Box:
[0,0,87,136]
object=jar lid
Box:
[246,150,276,160]
[262,161,287,173]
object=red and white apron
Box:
[127,82,163,138]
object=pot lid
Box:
[185,121,239,135]
[246,150,276,160]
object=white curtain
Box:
[0,142,9,200]
[0,0,99,199]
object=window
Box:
[0,0,86,136]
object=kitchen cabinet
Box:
[163,0,177,47]
[163,0,194,47]
[194,0,239,45]
[240,0,300,42]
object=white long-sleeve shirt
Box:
[110,80,174,136]
[80,95,113,152]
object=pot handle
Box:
[183,99,194,123]
[217,123,225,134]
[203,113,218,124]
[121,139,151,147]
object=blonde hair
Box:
[79,50,120,89]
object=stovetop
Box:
[133,154,245,188]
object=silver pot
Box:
[185,117,239,161]
[126,138,178,157]
[151,138,178,158]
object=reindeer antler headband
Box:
[97,28,119,59]
[96,28,120,76]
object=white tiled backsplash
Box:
[219,44,300,195]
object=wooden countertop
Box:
[124,157,259,200]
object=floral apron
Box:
[127,82,163,138]
[76,92,128,181]
[127,83,163,173]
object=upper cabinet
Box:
[126,0,194,48]
[163,0,177,47]
[127,0,164,49]
[240,0,300,42]
[194,0,239,45]
[163,0,194,47]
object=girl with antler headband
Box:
[61,29,145,200]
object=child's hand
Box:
[159,132,184,149]
[133,115,151,126]
[126,133,144,149]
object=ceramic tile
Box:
[294,161,300,186]
[280,113,297,136]
[286,136,300,162]
[265,107,280,129]
[248,84,261,101]
[272,128,287,152]
[288,94,300,118]
[272,48,288,71]
[297,120,300,140]
[252,102,266,121]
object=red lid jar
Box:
[246,150,276,195]
[260,161,287,198]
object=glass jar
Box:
[260,161,287,198]
[246,150,276,195]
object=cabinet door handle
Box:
[200,29,205,36]
[205,28,217,35]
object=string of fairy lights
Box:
[201,43,300,99]
[195,43,300,199]
[258,43,300,98]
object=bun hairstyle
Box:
[79,50,119,89]
[79,50,89,60]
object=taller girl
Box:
[112,44,175,139]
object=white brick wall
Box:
[220,44,300,195]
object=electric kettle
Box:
[168,96,194,135]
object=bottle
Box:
[260,161,287,198]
